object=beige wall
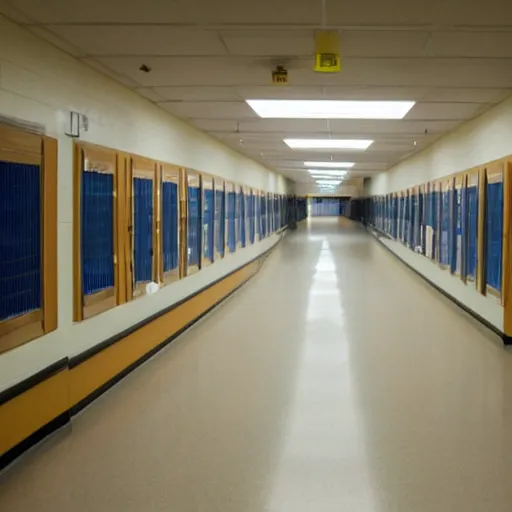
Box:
[370,96,512,195]
[367,96,512,332]
[0,14,289,391]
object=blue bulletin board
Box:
[485,168,504,296]
[439,181,451,267]
[392,195,398,238]
[466,173,478,282]
[411,190,418,248]
[452,180,463,274]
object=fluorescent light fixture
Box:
[284,139,373,149]
[247,100,415,119]
[316,179,342,185]
[310,175,345,180]
[308,169,347,175]
[305,161,355,168]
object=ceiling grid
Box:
[3,0,512,185]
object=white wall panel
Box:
[0,15,288,391]
[368,94,512,332]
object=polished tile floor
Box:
[2,218,512,511]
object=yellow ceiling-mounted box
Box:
[314,30,341,73]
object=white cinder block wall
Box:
[0,15,289,391]
[368,96,512,332]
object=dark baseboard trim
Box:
[502,335,512,346]
[0,412,70,471]
[0,358,68,408]
[369,229,506,344]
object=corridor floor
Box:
[2,218,512,512]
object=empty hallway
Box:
[1,218,511,512]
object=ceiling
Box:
[3,0,512,186]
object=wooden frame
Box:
[202,173,214,267]
[453,175,464,277]
[276,193,282,230]
[235,184,242,249]
[127,156,158,299]
[503,161,512,335]
[245,186,253,244]
[410,186,419,249]
[397,191,404,243]
[160,163,181,286]
[74,143,118,321]
[438,178,453,270]
[260,191,267,239]
[0,126,57,353]
[465,169,479,285]
[178,168,187,279]
[267,192,273,235]
[503,161,511,309]
[484,163,505,301]
[225,181,236,254]
[238,185,247,248]
[254,189,261,241]
[186,170,202,276]
[214,177,225,260]
[433,180,442,263]
[418,185,425,254]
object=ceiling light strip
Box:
[284,139,373,149]
[247,100,415,119]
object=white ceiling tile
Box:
[11,0,512,26]
[154,87,240,101]
[136,88,167,102]
[326,0,512,26]
[236,86,324,100]
[159,101,257,119]
[6,0,198,23]
[45,26,227,56]
[80,57,141,87]
[323,119,461,135]
[238,119,329,133]
[321,86,427,100]
[337,58,512,88]
[27,26,85,57]
[425,32,512,58]
[369,141,421,152]
[434,0,512,27]
[93,56,280,86]
[421,88,512,103]
[8,0,512,184]
[0,0,34,22]
[326,0,442,25]
[342,31,430,57]
[189,119,239,132]
[405,102,489,120]
[190,0,320,24]
[96,55,512,89]
[238,85,431,100]
[222,31,313,56]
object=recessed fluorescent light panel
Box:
[284,139,373,149]
[247,100,415,119]
[305,161,355,168]
[316,179,342,185]
[308,170,347,175]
